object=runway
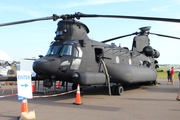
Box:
[0,79,180,120]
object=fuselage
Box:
[33,38,157,85]
[33,19,158,86]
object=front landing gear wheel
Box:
[72,83,77,90]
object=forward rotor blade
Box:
[101,32,138,43]
[1,12,180,27]
[0,16,53,27]
[79,13,180,23]
[149,32,180,40]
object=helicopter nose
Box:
[33,58,51,74]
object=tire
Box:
[72,84,83,92]
[72,83,77,90]
[153,80,159,85]
[117,86,124,96]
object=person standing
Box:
[170,67,175,85]
[176,69,180,101]
[167,68,171,84]
[177,68,180,82]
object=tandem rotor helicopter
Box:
[1,12,180,96]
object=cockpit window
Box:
[59,45,72,56]
[46,40,79,56]
[46,45,61,55]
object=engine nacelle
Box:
[143,46,160,58]
[153,49,160,58]
[143,46,154,57]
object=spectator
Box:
[170,67,175,85]
[177,68,180,80]
[176,69,180,101]
[167,68,171,84]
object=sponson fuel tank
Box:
[106,63,157,84]
[72,72,106,85]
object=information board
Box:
[17,71,33,100]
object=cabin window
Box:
[73,47,79,57]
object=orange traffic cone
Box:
[56,81,61,89]
[21,99,28,113]
[73,84,82,105]
[32,82,35,93]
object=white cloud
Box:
[0,3,46,18]
[0,4,22,11]
[172,0,180,4]
[167,23,180,32]
[150,6,170,12]
[61,0,144,9]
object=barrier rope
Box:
[0,89,77,98]
[0,94,17,98]
[33,89,77,98]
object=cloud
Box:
[172,0,180,4]
[0,4,22,12]
[0,3,46,18]
[61,0,144,9]
[150,6,170,12]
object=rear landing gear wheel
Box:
[153,80,159,86]
[117,86,124,96]
[111,85,124,95]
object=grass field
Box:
[157,71,178,79]
[157,65,179,79]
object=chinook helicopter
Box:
[0,12,180,96]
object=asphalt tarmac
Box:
[0,79,180,120]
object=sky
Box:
[0,0,180,64]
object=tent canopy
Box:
[0,51,13,62]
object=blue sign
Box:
[17,75,31,80]
[21,83,28,88]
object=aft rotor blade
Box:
[0,16,53,27]
[101,32,138,43]
[149,32,180,40]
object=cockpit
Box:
[46,41,79,57]
[46,45,61,55]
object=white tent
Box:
[0,51,14,76]
[0,51,13,63]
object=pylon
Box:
[32,82,35,93]
[21,99,28,113]
[73,84,82,105]
[56,81,61,89]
